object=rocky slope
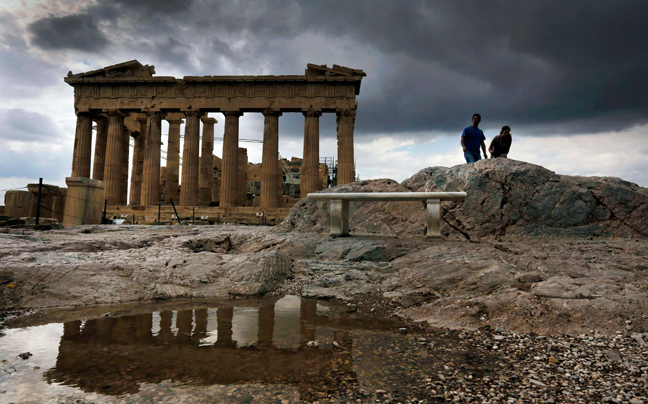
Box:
[2,160,648,337]
[281,159,648,240]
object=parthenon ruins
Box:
[65,60,366,211]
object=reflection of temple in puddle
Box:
[44,296,359,400]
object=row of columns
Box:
[71,108,356,207]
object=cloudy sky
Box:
[2,0,648,203]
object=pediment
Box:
[67,60,155,79]
[306,63,366,78]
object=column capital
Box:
[104,109,126,118]
[201,117,218,125]
[222,110,243,118]
[336,108,357,118]
[182,110,202,118]
[262,108,283,117]
[166,118,184,125]
[302,108,322,118]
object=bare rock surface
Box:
[403,158,648,240]
[280,159,648,240]
[2,161,648,339]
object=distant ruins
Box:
[64,60,366,212]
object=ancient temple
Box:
[65,60,366,209]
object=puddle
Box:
[0,296,489,403]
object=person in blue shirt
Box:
[461,113,488,163]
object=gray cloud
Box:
[0,109,60,142]
[28,14,109,52]
[17,0,648,137]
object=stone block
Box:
[63,177,105,226]
[4,190,31,218]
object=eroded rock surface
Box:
[2,161,648,338]
[280,159,648,240]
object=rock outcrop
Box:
[403,159,648,239]
[281,159,648,240]
[277,179,426,237]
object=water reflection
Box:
[42,296,363,399]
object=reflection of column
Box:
[302,109,322,197]
[141,111,162,206]
[199,117,217,206]
[136,313,154,342]
[261,110,281,208]
[258,303,275,347]
[180,111,201,206]
[129,118,146,205]
[104,111,125,204]
[158,310,174,342]
[300,299,317,345]
[336,109,356,185]
[62,320,82,340]
[193,309,208,344]
[112,316,131,344]
[92,118,108,181]
[71,113,93,178]
[119,127,130,205]
[176,310,193,344]
[220,111,242,207]
[216,307,235,346]
[165,119,182,203]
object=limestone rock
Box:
[402,159,648,239]
[276,179,426,236]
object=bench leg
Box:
[330,199,349,236]
[426,198,441,237]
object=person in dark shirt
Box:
[489,126,513,158]
[461,114,488,163]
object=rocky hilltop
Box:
[280,159,648,240]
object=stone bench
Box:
[306,192,467,237]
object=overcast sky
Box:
[2,0,648,203]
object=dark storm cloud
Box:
[110,0,195,15]
[292,0,648,135]
[28,14,109,52]
[0,13,59,97]
[28,0,648,137]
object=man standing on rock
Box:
[461,114,488,163]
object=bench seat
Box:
[307,192,467,237]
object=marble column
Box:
[301,109,322,197]
[92,118,108,181]
[103,111,125,204]
[260,110,281,208]
[199,117,217,206]
[129,118,146,205]
[71,113,93,178]
[165,118,183,203]
[179,111,201,206]
[237,147,248,206]
[220,111,242,207]
[119,127,130,205]
[336,109,356,185]
[141,111,162,206]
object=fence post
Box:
[35,178,43,225]
[169,199,182,225]
[158,203,161,224]
[192,207,195,225]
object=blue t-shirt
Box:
[461,126,485,152]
